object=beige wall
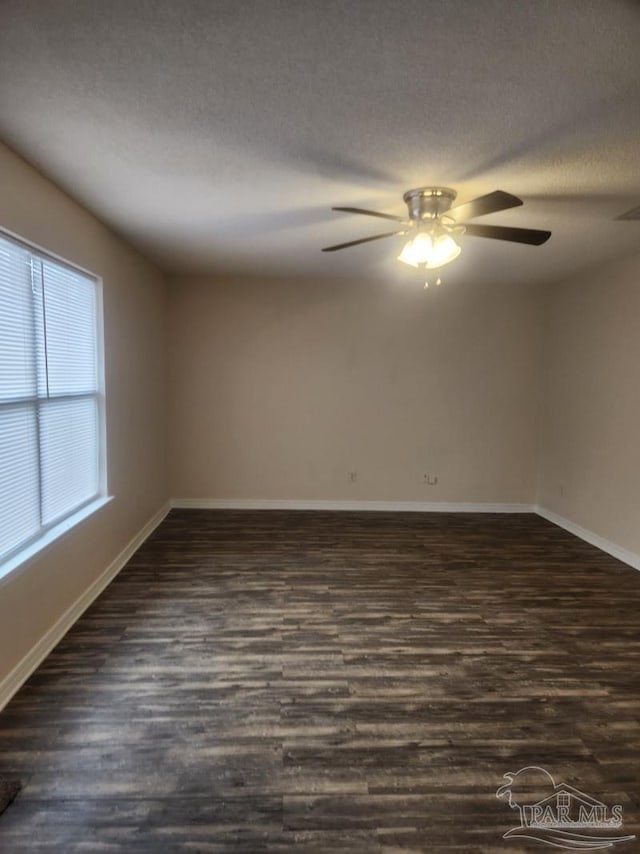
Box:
[0,143,169,685]
[168,274,541,503]
[537,251,640,555]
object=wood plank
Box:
[0,509,639,850]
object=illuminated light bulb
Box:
[424,234,461,269]
[411,232,434,263]
[397,240,419,267]
[436,277,442,286]
[399,231,461,270]
[424,281,429,289]
[397,232,433,267]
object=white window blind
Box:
[0,231,103,564]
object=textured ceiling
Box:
[1,0,640,284]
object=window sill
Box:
[0,496,113,585]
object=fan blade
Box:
[332,206,407,223]
[322,231,403,252]
[463,223,551,245]
[449,190,523,222]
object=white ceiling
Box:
[1,0,639,284]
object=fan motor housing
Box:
[403,187,457,221]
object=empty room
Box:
[1,1,639,851]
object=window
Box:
[0,230,105,570]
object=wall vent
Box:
[617,204,640,221]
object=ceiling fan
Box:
[322,188,551,276]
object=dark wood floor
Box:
[0,510,639,852]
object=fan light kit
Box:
[322,187,551,287]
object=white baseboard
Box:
[535,505,640,572]
[0,501,171,711]
[172,498,535,513]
